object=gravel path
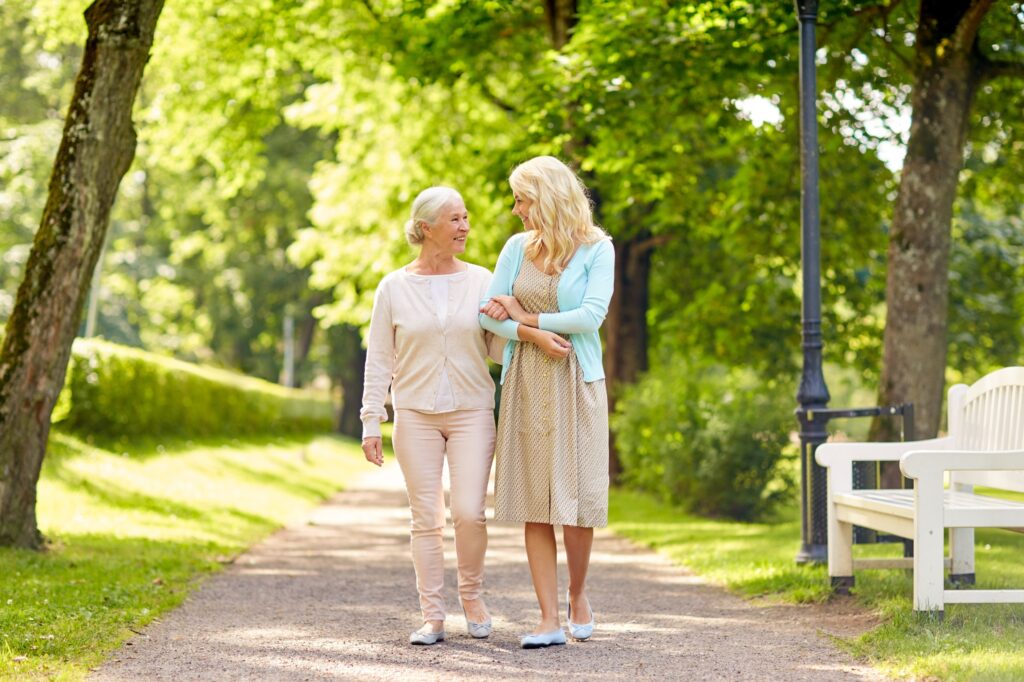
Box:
[92,461,887,681]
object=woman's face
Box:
[424,199,469,254]
[512,193,535,231]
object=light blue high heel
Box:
[566,590,595,641]
[520,628,567,649]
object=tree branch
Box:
[358,0,381,24]
[479,81,516,114]
[952,0,995,53]
[876,23,915,71]
[448,70,516,114]
[819,0,904,45]
[980,57,1024,82]
[819,1,912,82]
[632,232,674,255]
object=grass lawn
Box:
[0,431,367,681]
[609,488,1024,682]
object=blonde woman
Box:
[480,156,614,649]
[361,186,504,645]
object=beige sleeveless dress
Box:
[493,259,609,528]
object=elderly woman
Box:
[360,186,503,645]
[480,156,615,649]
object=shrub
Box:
[53,339,333,440]
[611,362,795,521]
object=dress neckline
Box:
[525,257,560,278]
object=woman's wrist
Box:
[517,312,539,328]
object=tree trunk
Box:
[544,0,654,481]
[604,232,652,481]
[544,0,577,50]
[328,324,366,438]
[870,0,988,455]
[293,292,327,386]
[0,0,164,548]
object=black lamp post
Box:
[794,0,831,565]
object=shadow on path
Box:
[92,463,886,681]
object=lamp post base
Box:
[795,542,827,565]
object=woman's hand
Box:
[480,299,510,321]
[520,326,571,359]
[537,330,571,359]
[362,437,383,467]
[490,295,533,324]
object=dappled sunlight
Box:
[217,626,313,643]
[92,462,882,681]
[1,433,369,678]
[234,567,319,577]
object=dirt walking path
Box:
[92,461,887,681]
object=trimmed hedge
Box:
[53,339,334,439]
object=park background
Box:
[1,1,1023,680]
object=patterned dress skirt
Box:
[493,259,609,528]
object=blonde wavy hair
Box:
[509,156,607,273]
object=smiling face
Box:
[512,193,535,231]
[423,199,469,254]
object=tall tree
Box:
[872,0,1024,441]
[0,0,164,548]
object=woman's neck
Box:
[408,246,464,275]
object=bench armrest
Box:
[901,449,1024,479]
[815,437,954,469]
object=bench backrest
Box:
[951,366,1024,493]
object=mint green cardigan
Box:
[479,232,615,384]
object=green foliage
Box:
[0,432,367,679]
[56,339,332,441]
[612,361,795,521]
[2,1,1022,444]
[947,202,1024,380]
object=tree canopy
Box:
[2,0,1022,422]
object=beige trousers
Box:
[393,408,495,622]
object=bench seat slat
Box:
[834,490,1024,529]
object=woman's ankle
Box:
[419,619,445,633]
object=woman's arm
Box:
[538,239,614,334]
[360,282,395,440]
[495,240,615,334]
[479,238,522,340]
[517,324,572,359]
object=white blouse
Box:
[427,274,458,413]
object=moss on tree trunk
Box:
[0,0,164,548]
[871,0,987,463]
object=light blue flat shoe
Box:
[520,628,566,649]
[409,627,446,645]
[460,599,493,639]
[567,590,595,641]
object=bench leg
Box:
[912,480,945,614]
[831,575,854,594]
[827,502,854,594]
[949,527,975,586]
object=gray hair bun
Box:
[404,219,424,246]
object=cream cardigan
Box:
[360,263,499,438]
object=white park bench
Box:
[815,366,1024,616]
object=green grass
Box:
[609,488,1024,682]
[0,430,367,681]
